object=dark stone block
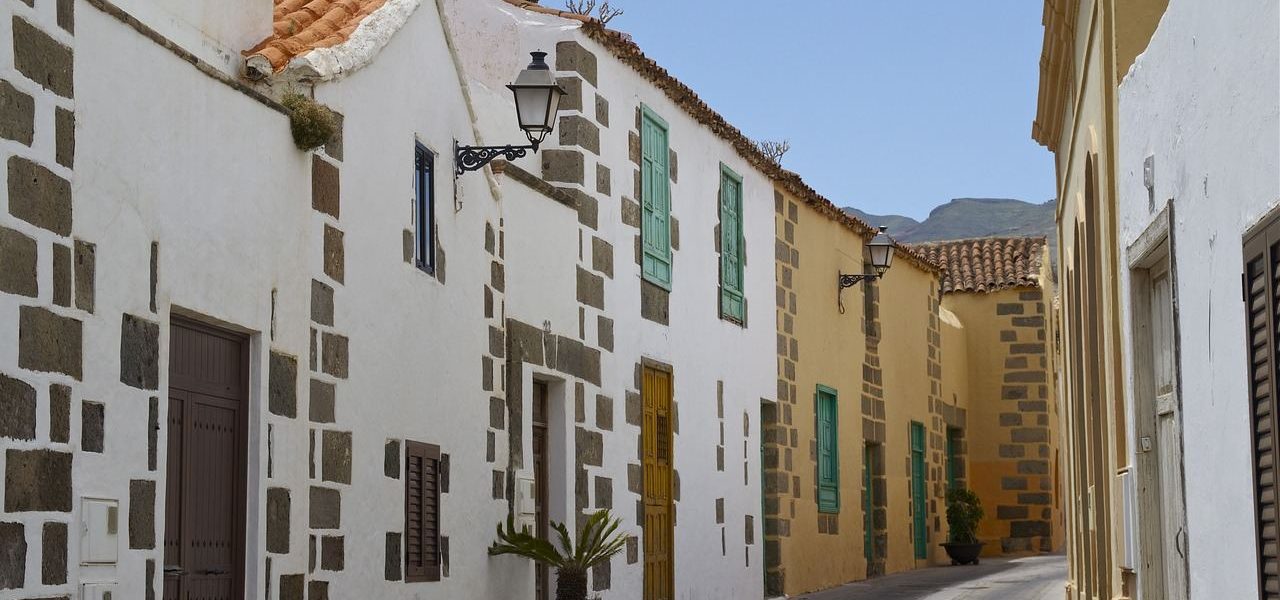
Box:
[489,396,505,429]
[0,521,25,588]
[1001,476,1028,491]
[491,260,505,292]
[489,325,504,358]
[556,336,601,385]
[576,266,605,309]
[596,163,611,196]
[555,40,597,86]
[507,319,544,366]
[5,448,71,512]
[310,486,341,529]
[542,149,584,184]
[1011,428,1048,443]
[998,444,1025,458]
[559,115,600,154]
[54,107,73,168]
[268,351,298,418]
[324,111,343,161]
[279,574,304,600]
[0,226,37,297]
[81,401,103,453]
[625,391,641,426]
[576,427,604,467]
[996,303,1024,315]
[556,75,583,113]
[385,532,402,580]
[597,316,614,352]
[13,17,73,98]
[312,157,340,218]
[595,93,609,127]
[320,536,344,571]
[41,521,66,584]
[492,470,505,499]
[74,240,95,312]
[591,236,613,279]
[592,559,611,591]
[119,314,159,389]
[1013,316,1045,328]
[320,332,348,379]
[1005,370,1047,383]
[266,487,290,554]
[311,280,334,326]
[147,557,156,600]
[385,440,400,478]
[1017,492,1053,505]
[9,157,74,234]
[323,224,344,284]
[49,384,69,443]
[1011,343,1046,355]
[999,413,1022,426]
[596,394,613,431]
[321,430,352,484]
[668,149,679,183]
[50,243,70,306]
[309,379,335,423]
[640,279,669,325]
[129,479,155,549]
[621,196,641,227]
[0,374,36,440]
[19,305,81,379]
[996,505,1028,520]
[1010,520,1052,538]
[308,580,329,600]
[0,79,34,145]
[1017,460,1049,475]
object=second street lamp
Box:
[456,51,566,175]
[837,225,895,313]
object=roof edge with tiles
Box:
[497,1,940,275]
[908,237,1049,294]
[244,0,422,81]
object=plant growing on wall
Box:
[281,92,337,151]
[490,509,628,600]
[945,487,985,544]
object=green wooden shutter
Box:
[719,165,745,321]
[641,106,672,288]
[910,422,927,559]
[816,386,839,513]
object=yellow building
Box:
[764,176,1064,595]
[1033,1,1166,597]
[919,238,1064,558]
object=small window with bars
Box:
[405,441,441,583]
[414,143,435,274]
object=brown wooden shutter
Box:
[404,441,441,583]
[1246,222,1280,599]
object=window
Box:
[816,385,839,513]
[640,106,672,288]
[1244,213,1280,595]
[414,143,435,274]
[404,441,441,582]
[718,164,745,322]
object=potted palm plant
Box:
[490,509,628,600]
[941,487,985,565]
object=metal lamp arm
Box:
[837,271,881,314]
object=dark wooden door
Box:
[642,366,674,600]
[164,319,248,600]
[532,382,549,600]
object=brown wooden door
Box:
[642,366,674,600]
[532,382,549,600]
[164,319,249,600]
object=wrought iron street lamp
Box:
[455,51,565,175]
[837,226,895,313]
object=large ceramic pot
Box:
[941,542,985,565]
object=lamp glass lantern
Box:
[866,225,894,276]
[507,51,565,147]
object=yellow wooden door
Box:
[642,366,674,600]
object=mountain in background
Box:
[844,198,1058,266]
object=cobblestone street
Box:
[794,555,1066,600]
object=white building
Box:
[0,0,777,598]
[1115,1,1279,599]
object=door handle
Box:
[200,568,229,576]
[163,566,185,576]
[1175,527,1185,558]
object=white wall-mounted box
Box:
[80,497,119,565]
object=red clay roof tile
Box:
[910,237,1048,294]
[245,0,388,72]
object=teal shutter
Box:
[641,107,672,287]
[816,386,839,513]
[719,165,745,321]
[911,422,928,559]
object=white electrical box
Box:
[82,582,118,599]
[516,477,537,532]
[81,498,119,565]
[1117,469,1137,570]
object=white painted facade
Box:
[1,0,775,598]
[1116,1,1279,598]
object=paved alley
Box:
[794,555,1067,600]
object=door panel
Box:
[1149,261,1188,600]
[165,320,248,600]
[532,383,549,600]
[642,366,674,600]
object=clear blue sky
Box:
[603,1,1055,221]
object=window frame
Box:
[718,163,745,323]
[414,142,435,275]
[640,104,672,289]
[815,384,840,514]
[404,440,442,583]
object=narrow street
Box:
[795,555,1066,600]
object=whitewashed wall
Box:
[1116,1,1280,598]
[447,2,777,598]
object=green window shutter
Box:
[719,165,745,321]
[816,386,839,513]
[910,422,927,559]
[640,107,672,288]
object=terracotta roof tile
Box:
[245,0,388,72]
[910,237,1048,294]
